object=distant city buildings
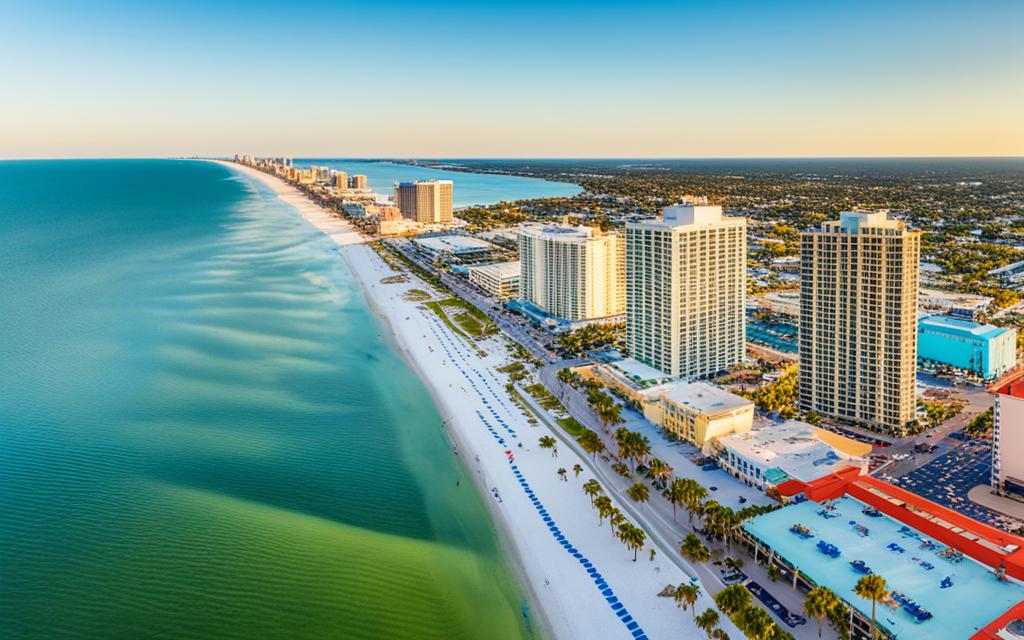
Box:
[625,199,747,379]
[799,210,921,433]
[333,171,348,190]
[918,315,1016,380]
[395,180,454,224]
[468,261,520,299]
[991,373,1024,501]
[349,174,368,191]
[518,224,625,322]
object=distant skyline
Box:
[2,0,1022,159]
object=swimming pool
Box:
[744,496,1024,640]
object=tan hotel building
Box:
[798,210,920,434]
[395,180,453,224]
[625,200,747,379]
[518,224,625,321]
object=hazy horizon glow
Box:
[2,0,1022,159]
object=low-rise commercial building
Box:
[412,234,498,264]
[715,420,869,492]
[918,314,1017,380]
[467,261,520,299]
[741,472,1024,640]
[637,381,754,450]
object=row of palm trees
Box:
[581,478,648,561]
[671,582,731,640]
[714,584,788,640]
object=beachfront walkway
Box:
[345,242,742,640]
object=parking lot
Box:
[893,438,1023,532]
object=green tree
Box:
[594,496,614,525]
[557,467,567,481]
[714,584,752,617]
[737,606,776,640]
[627,481,650,507]
[538,435,558,457]
[695,608,721,639]
[804,587,841,639]
[854,575,888,640]
[666,478,687,521]
[582,479,603,505]
[577,429,606,459]
[681,533,711,564]
[674,582,701,621]
[647,457,673,489]
[617,523,646,561]
[572,463,583,478]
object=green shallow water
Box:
[0,159,534,639]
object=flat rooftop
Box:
[745,495,1024,640]
[605,358,675,388]
[641,380,752,415]
[468,260,520,279]
[719,420,867,482]
[919,314,1009,340]
[413,234,496,253]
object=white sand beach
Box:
[212,159,737,640]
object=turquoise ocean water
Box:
[292,159,581,206]
[0,159,543,639]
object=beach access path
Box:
[214,159,737,640]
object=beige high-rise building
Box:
[394,180,453,224]
[625,200,747,379]
[349,174,368,190]
[334,171,348,190]
[798,210,920,434]
[518,224,625,321]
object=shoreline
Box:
[210,159,707,640]
[208,159,557,638]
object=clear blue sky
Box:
[2,0,1022,158]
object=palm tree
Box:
[662,478,688,522]
[572,463,583,478]
[627,481,650,507]
[647,457,673,489]
[617,523,646,561]
[713,584,751,617]
[854,574,888,640]
[538,435,557,457]
[608,510,626,531]
[577,429,605,460]
[681,478,708,523]
[674,582,701,621]
[557,467,567,481]
[681,533,711,564]
[594,496,614,525]
[710,629,730,640]
[737,606,775,640]
[695,608,720,639]
[583,479,603,506]
[804,586,841,639]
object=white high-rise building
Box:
[798,210,920,433]
[518,224,625,321]
[625,199,747,379]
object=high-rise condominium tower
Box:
[349,174,368,190]
[518,224,625,321]
[334,171,348,190]
[394,180,453,224]
[798,210,920,433]
[626,199,746,379]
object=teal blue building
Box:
[917,315,1017,380]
